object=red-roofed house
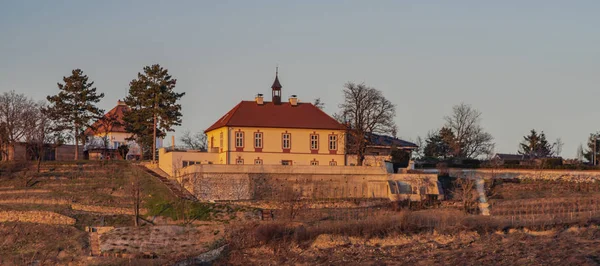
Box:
[84,100,141,160]
[204,72,346,166]
[158,71,347,174]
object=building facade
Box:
[84,100,141,160]
[204,72,347,166]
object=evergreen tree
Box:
[583,132,600,164]
[424,127,455,159]
[46,69,104,160]
[518,129,554,158]
[123,64,184,162]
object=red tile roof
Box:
[205,101,346,132]
[85,102,128,135]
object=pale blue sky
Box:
[1,1,599,157]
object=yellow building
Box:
[203,72,347,166]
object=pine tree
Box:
[518,129,554,158]
[424,127,455,159]
[583,132,600,164]
[46,69,104,160]
[123,64,184,162]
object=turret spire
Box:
[271,67,282,104]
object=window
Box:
[236,158,244,165]
[235,131,244,148]
[254,158,263,165]
[254,132,263,148]
[328,135,337,151]
[219,132,223,152]
[310,134,319,151]
[310,160,319,166]
[281,160,292,166]
[388,181,412,195]
[282,133,291,150]
[183,161,189,167]
[329,160,337,166]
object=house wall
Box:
[55,145,84,161]
[90,132,132,148]
[175,164,440,201]
[346,154,390,167]
[205,126,346,166]
[7,144,27,161]
[158,148,219,176]
[3,143,83,161]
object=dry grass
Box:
[0,222,88,265]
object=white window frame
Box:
[282,133,291,149]
[219,132,223,151]
[329,135,337,150]
[254,132,263,148]
[235,131,244,148]
[310,134,319,150]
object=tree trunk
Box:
[153,113,157,163]
[74,129,79,160]
[37,149,43,173]
[134,187,139,227]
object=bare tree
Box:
[24,104,66,173]
[444,103,494,159]
[577,143,585,162]
[413,136,425,159]
[179,130,207,151]
[452,177,478,214]
[554,137,564,157]
[0,91,39,160]
[129,168,143,227]
[280,186,307,220]
[313,98,325,110]
[337,82,396,166]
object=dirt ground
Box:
[222,226,600,265]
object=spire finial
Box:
[276,64,278,76]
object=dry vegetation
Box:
[0,161,248,265]
[215,178,600,265]
[3,161,600,265]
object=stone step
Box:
[90,232,100,256]
[136,165,197,201]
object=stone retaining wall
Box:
[0,198,71,205]
[0,211,75,225]
[448,169,600,182]
[72,204,147,215]
[177,165,439,201]
[0,189,51,195]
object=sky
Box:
[1,1,599,158]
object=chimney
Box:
[171,135,175,149]
[117,100,126,106]
[289,95,298,106]
[255,94,264,105]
